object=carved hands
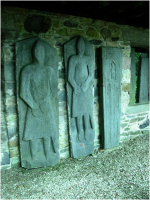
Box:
[74,86,82,94]
[81,82,88,92]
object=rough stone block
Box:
[122,83,130,92]
[3,46,15,62]
[106,42,119,47]
[8,138,19,148]
[64,21,78,28]
[5,96,16,106]
[90,40,102,45]
[4,62,15,81]
[86,28,99,39]
[139,119,149,129]
[1,151,10,165]
[9,147,20,158]
[59,90,67,102]
[53,21,62,29]
[24,15,51,34]
[69,29,85,37]
[122,49,131,57]
[122,57,131,69]
[122,69,131,82]
[10,157,20,168]
[58,28,68,36]
[100,28,111,40]
[7,126,18,140]
[1,130,8,143]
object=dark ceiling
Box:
[1,1,149,29]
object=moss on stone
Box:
[58,28,68,36]
[86,27,99,39]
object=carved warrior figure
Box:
[68,37,95,141]
[20,40,58,160]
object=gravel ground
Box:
[1,134,149,199]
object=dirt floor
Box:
[1,134,149,199]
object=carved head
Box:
[77,37,85,55]
[33,40,45,64]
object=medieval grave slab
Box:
[99,47,123,149]
[139,53,149,103]
[16,37,59,169]
[64,36,95,158]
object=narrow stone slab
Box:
[99,47,123,149]
[64,36,95,158]
[129,48,136,104]
[139,53,149,103]
[16,37,59,169]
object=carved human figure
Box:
[20,40,58,160]
[68,37,94,141]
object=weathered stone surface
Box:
[100,28,111,40]
[100,47,122,149]
[89,40,102,45]
[122,57,131,70]
[86,28,99,39]
[58,28,68,36]
[64,21,78,28]
[24,15,51,34]
[64,36,95,158]
[1,151,10,165]
[16,37,59,169]
[122,83,130,92]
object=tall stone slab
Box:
[129,48,136,104]
[16,37,59,169]
[99,47,122,149]
[64,36,95,158]
[139,53,149,103]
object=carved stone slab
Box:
[64,36,95,158]
[100,47,122,149]
[16,37,59,169]
[139,53,149,103]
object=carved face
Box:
[34,40,45,64]
[77,37,85,55]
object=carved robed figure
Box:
[64,36,95,158]
[16,38,59,168]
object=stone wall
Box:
[1,6,149,169]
